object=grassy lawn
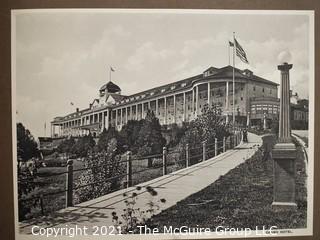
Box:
[148,135,307,230]
[23,159,85,218]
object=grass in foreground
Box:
[148,135,307,230]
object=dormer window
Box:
[181,83,187,87]
[203,67,217,77]
[141,94,146,98]
[161,88,166,93]
[170,85,176,90]
[150,92,154,96]
[243,69,253,77]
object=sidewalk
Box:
[20,133,262,235]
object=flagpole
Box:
[228,42,230,65]
[232,32,235,130]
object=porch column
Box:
[173,95,176,124]
[195,85,199,116]
[142,103,144,119]
[120,108,123,126]
[125,107,128,124]
[246,111,250,127]
[164,97,167,124]
[207,82,210,106]
[156,99,159,117]
[192,88,195,118]
[226,81,229,111]
[115,109,118,127]
[136,104,138,120]
[183,92,186,122]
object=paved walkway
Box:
[20,133,262,235]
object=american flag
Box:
[234,38,249,64]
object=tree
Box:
[135,110,166,167]
[97,126,127,154]
[57,137,75,157]
[178,104,231,164]
[17,123,40,161]
[72,133,95,158]
[119,120,143,153]
[168,123,189,148]
[16,123,40,220]
[194,104,230,143]
[75,138,125,203]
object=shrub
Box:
[177,104,231,165]
[71,134,95,158]
[111,186,166,234]
[74,138,125,203]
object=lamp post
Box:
[272,62,297,208]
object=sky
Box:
[14,10,312,138]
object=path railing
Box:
[19,131,243,216]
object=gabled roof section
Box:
[100,81,121,93]
[209,65,278,86]
[108,93,126,102]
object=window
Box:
[262,88,265,92]
[171,85,176,90]
[181,83,187,87]
[270,89,272,94]
[241,97,243,101]
[161,88,166,93]
[253,86,256,91]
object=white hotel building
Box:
[51,65,279,138]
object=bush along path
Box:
[148,134,307,231]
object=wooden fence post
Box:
[186,144,189,167]
[40,195,44,215]
[202,141,206,161]
[163,147,167,175]
[126,151,132,188]
[66,159,73,207]
[223,137,226,152]
[215,138,218,156]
